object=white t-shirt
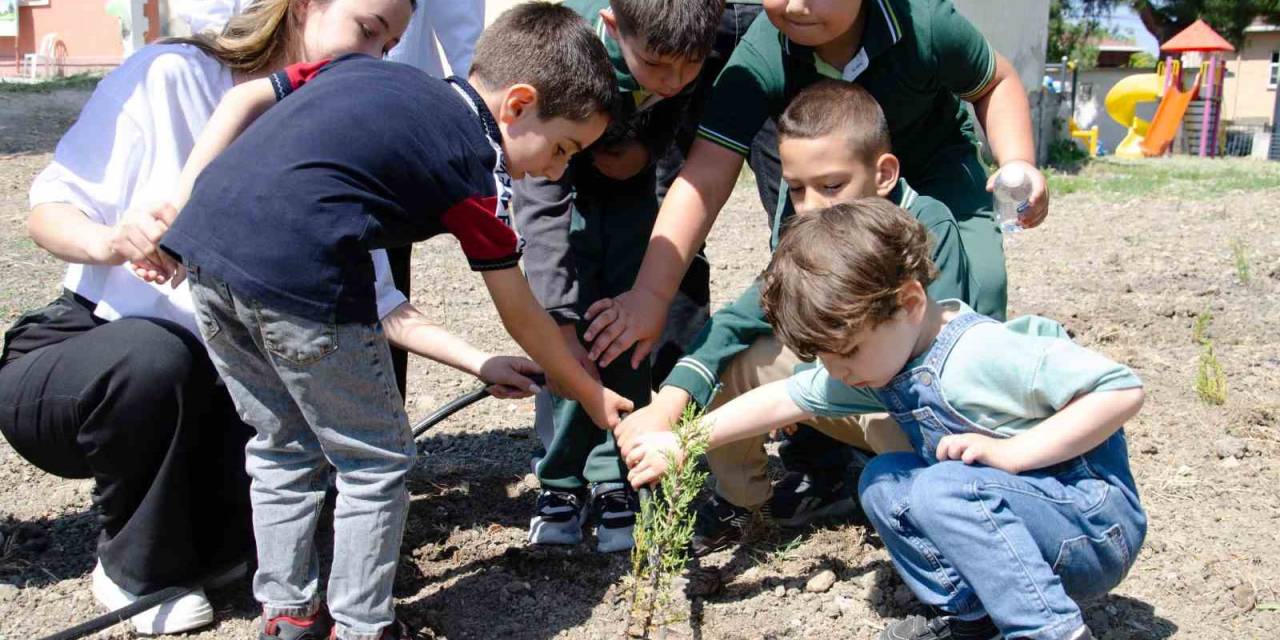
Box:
[29,44,407,338]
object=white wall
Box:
[954,0,1050,93]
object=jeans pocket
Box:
[186,278,223,343]
[1051,523,1132,600]
[255,306,338,367]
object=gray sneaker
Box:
[591,482,638,553]
[528,489,587,546]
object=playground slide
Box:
[1105,73,1162,159]
[1140,81,1198,157]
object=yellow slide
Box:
[1105,73,1162,159]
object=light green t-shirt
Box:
[787,301,1143,437]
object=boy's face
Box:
[602,10,704,99]
[763,0,862,47]
[497,88,609,180]
[815,282,927,390]
[779,134,897,214]
[298,0,413,60]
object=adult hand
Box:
[987,161,1049,229]
[583,287,670,369]
[591,141,650,181]
[115,203,183,285]
[477,355,544,399]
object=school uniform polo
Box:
[696,0,1010,319]
[163,55,520,325]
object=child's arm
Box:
[582,139,746,368]
[936,387,1144,474]
[480,267,633,427]
[625,380,811,488]
[968,54,1049,229]
[381,301,542,398]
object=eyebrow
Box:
[566,138,585,153]
[374,14,389,30]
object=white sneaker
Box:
[90,561,214,635]
[528,489,587,545]
[591,482,638,553]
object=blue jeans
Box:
[188,268,412,640]
[861,312,1146,640]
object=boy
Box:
[583,0,1051,371]
[515,0,724,553]
[627,200,1147,640]
[618,80,974,554]
[160,5,632,639]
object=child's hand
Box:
[477,355,543,399]
[114,203,183,286]
[581,385,635,430]
[559,323,599,382]
[986,161,1049,229]
[624,430,682,490]
[935,433,1027,474]
[583,288,668,369]
[614,387,687,458]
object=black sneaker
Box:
[261,609,331,640]
[689,493,769,557]
[880,613,1001,640]
[325,620,418,640]
[768,470,860,528]
[591,482,639,553]
[528,488,587,546]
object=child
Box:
[515,0,725,553]
[584,0,1051,374]
[617,80,975,555]
[159,5,632,639]
[627,200,1147,640]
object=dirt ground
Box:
[1,89,1278,640]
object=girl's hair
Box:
[165,0,416,75]
[165,0,300,75]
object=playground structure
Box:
[1104,19,1235,159]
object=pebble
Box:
[0,584,17,603]
[1140,443,1158,455]
[805,569,837,593]
[1214,437,1248,460]
[822,600,843,619]
[1232,583,1257,611]
[1220,457,1241,469]
[774,585,787,598]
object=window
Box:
[1271,51,1279,89]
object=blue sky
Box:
[1103,5,1162,54]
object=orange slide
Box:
[1139,79,1198,157]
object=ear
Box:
[873,153,900,197]
[899,279,928,322]
[599,8,620,39]
[497,84,538,125]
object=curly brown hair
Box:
[761,199,936,360]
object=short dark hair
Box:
[777,80,891,163]
[470,2,617,121]
[761,199,937,360]
[612,0,725,60]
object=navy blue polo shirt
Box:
[163,55,520,324]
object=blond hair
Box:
[165,0,305,75]
[761,199,937,360]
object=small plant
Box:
[1191,307,1212,346]
[628,405,711,638]
[1195,342,1228,405]
[1231,239,1251,284]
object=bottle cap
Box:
[997,163,1027,189]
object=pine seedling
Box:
[628,404,711,638]
[1195,341,1227,405]
[1191,307,1212,346]
[1230,240,1250,284]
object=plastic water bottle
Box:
[993,162,1032,234]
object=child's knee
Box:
[857,452,925,521]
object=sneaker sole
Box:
[528,514,585,546]
[775,496,858,528]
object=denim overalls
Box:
[858,311,1147,640]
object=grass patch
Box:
[628,405,711,638]
[1230,240,1251,284]
[0,74,102,94]
[1196,342,1228,405]
[1046,157,1280,200]
[1192,308,1212,346]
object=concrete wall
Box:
[1222,30,1279,127]
[1,0,161,76]
[953,0,1049,94]
[1076,66,1161,155]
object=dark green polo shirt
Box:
[696,0,996,178]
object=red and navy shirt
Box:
[164,54,519,323]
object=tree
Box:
[1048,0,1103,67]
[1060,1,1280,48]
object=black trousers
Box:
[0,291,254,594]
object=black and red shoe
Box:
[261,609,332,640]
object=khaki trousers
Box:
[705,336,911,509]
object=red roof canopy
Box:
[1161,18,1235,53]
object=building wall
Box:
[1076,66,1161,155]
[1222,30,1279,127]
[2,0,161,75]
